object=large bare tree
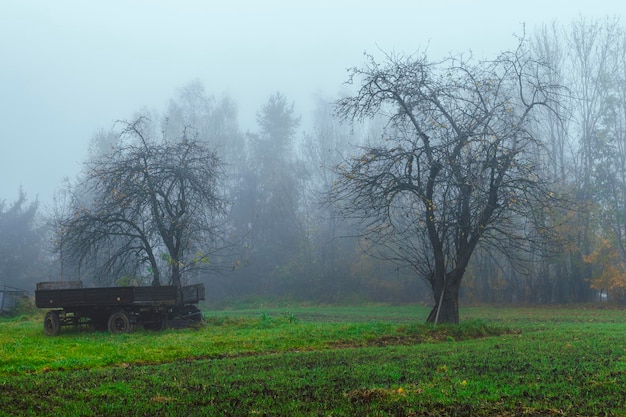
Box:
[55,117,228,292]
[330,43,563,323]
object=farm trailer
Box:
[35,281,205,336]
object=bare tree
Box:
[55,117,228,294]
[330,43,564,323]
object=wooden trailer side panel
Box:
[36,287,135,308]
[35,286,179,309]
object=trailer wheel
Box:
[44,311,61,336]
[108,310,132,333]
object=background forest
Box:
[2,18,626,306]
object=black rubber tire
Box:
[44,311,61,336]
[107,310,132,334]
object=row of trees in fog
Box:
[2,17,626,318]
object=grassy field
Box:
[0,305,624,416]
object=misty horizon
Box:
[2,1,622,206]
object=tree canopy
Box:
[330,44,565,323]
[55,118,228,291]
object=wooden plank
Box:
[34,283,203,309]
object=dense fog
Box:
[1,2,625,308]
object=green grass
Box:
[0,305,624,416]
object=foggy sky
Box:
[1,0,623,208]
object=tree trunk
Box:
[170,261,184,306]
[426,278,461,324]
